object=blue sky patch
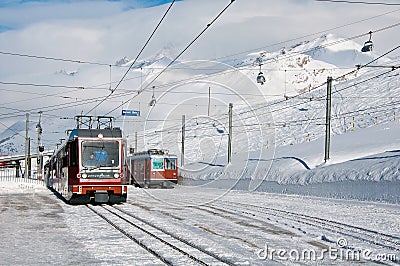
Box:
[0,0,177,8]
[0,25,13,32]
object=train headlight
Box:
[113,173,120,178]
[82,173,88,179]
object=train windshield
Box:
[152,158,164,170]
[81,141,120,168]
[165,158,177,170]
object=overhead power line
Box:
[1,22,397,121]
[0,51,110,66]
[1,7,398,75]
[106,21,400,102]
[2,8,398,124]
[185,44,400,127]
[0,81,84,90]
[0,24,396,94]
[214,8,400,62]
[113,0,176,93]
[0,90,132,119]
[103,29,399,125]
[105,0,237,116]
[121,66,398,139]
[0,120,28,142]
[85,0,176,115]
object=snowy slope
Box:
[0,120,26,155]
[181,122,400,185]
[1,34,400,188]
[0,116,69,156]
[124,34,400,185]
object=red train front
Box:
[44,116,128,204]
[127,149,178,188]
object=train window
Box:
[152,158,164,170]
[62,156,68,167]
[68,142,78,166]
[165,158,176,170]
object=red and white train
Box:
[127,149,178,188]
[44,116,128,204]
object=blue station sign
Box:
[122,110,140,117]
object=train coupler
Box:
[94,191,109,203]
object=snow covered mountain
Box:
[0,120,25,155]
[1,33,399,190]
[123,33,400,187]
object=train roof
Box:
[68,128,122,139]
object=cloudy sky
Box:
[0,0,399,132]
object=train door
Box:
[68,140,79,186]
[134,158,145,187]
[128,158,133,185]
[164,157,178,180]
[145,158,151,188]
[140,159,146,187]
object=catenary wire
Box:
[85,0,176,115]
[315,0,400,6]
[104,0,236,116]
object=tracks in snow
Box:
[202,199,400,252]
[86,204,235,266]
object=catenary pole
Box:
[228,103,233,163]
[324,77,333,162]
[24,113,29,178]
[181,115,185,166]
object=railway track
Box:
[124,201,271,264]
[87,204,235,266]
[127,195,400,253]
[209,200,400,253]
[116,195,399,263]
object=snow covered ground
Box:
[1,30,399,265]
[179,121,400,204]
[0,181,399,265]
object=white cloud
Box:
[1,0,399,60]
[0,1,128,29]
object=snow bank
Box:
[0,179,45,195]
[181,122,400,185]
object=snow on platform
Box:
[0,181,398,265]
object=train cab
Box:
[44,116,128,204]
[127,149,178,188]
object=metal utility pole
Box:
[27,137,31,178]
[181,115,185,166]
[208,87,211,116]
[134,132,138,153]
[228,103,233,163]
[24,113,29,178]
[324,77,333,162]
